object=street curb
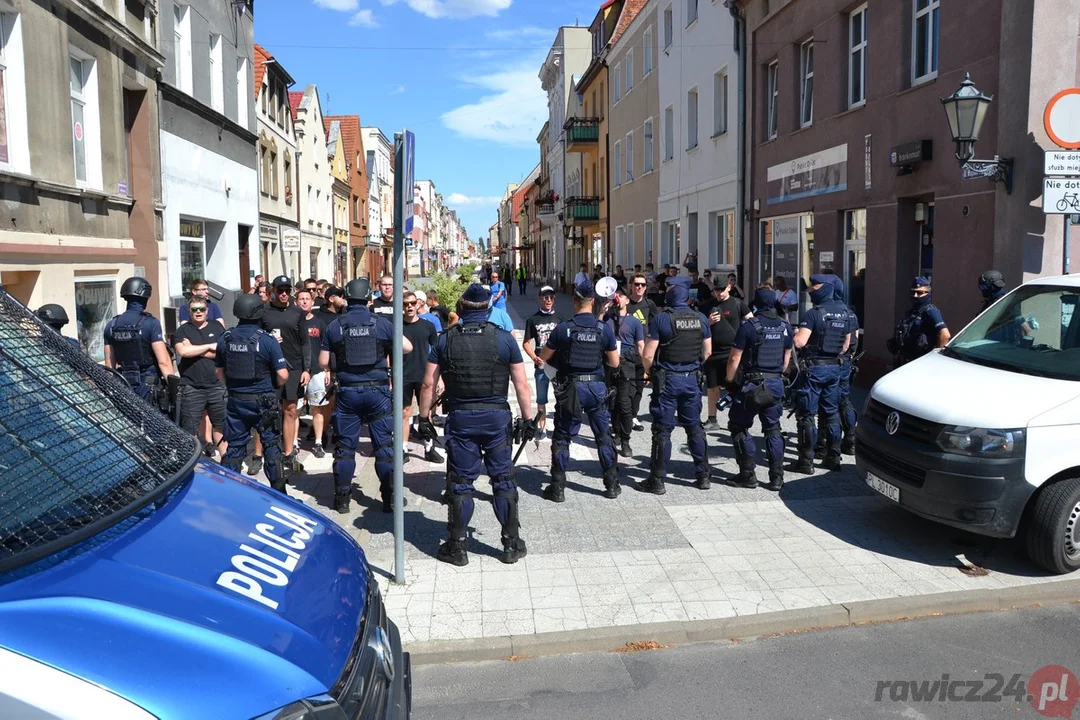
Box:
[406,579,1080,665]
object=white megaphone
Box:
[595,276,618,299]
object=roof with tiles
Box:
[323,115,363,166]
[253,44,271,100]
[288,91,304,121]
[610,0,646,46]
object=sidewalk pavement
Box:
[279,287,1079,657]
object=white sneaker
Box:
[632,419,645,432]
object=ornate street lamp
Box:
[940,73,1013,193]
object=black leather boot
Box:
[639,475,666,495]
[333,490,350,513]
[437,539,468,566]
[764,470,784,492]
[732,469,758,488]
[603,468,621,499]
[543,472,566,502]
[694,471,712,490]
[500,536,527,564]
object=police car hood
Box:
[0,461,368,719]
[871,350,1080,426]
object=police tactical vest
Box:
[565,316,604,370]
[747,317,786,372]
[337,315,380,369]
[894,307,930,355]
[111,313,154,370]
[659,308,704,365]
[443,322,510,400]
[815,305,849,357]
[223,329,269,381]
[843,306,860,358]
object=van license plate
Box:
[866,473,900,502]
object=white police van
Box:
[857,275,1080,574]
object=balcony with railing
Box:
[563,117,600,153]
[564,196,600,226]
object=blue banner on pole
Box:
[402,130,416,240]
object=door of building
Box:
[238,225,251,293]
[843,209,867,326]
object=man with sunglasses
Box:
[523,285,564,439]
[262,275,312,476]
[178,279,225,326]
[888,276,950,368]
[173,296,227,456]
[625,274,655,430]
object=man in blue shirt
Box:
[608,289,645,458]
[642,276,713,493]
[103,277,175,411]
[216,294,289,493]
[417,283,534,566]
[540,279,621,501]
[490,270,508,310]
[487,303,515,332]
[321,278,411,514]
[791,274,853,473]
[726,288,793,491]
[178,278,225,326]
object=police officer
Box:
[815,275,861,456]
[979,270,1007,310]
[417,283,534,566]
[887,276,951,367]
[725,288,793,491]
[641,276,713,493]
[216,294,289,493]
[320,278,410,514]
[539,279,621,500]
[790,274,853,473]
[103,277,174,411]
[35,304,80,349]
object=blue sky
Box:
[256,0,598,242]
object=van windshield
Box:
[0,292,198,573]
[943,284,1080,382]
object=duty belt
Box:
[340,380,390,388]
[229,391,276,401]
[808,358,843,366]
[565,373,606,383]
[745,372,782,380]
[444,401,511,412]
[662,369,700,376]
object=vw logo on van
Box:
[885,411,900,435]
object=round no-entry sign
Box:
[73,122,83,142]
[1045,88,1080,149]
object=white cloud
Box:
[348,9,379,26]
[391,84,406,94]
[380,0,511,19]
[441,64,546,146]
[447,193,503,206]
[314,0,359,10]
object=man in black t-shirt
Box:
[261,275,311,471]
[371,275,395,317]
[172,296,227,456]
[522,285,563,438]
[425,290,452,330]
[315,286,345,326]
[297,289,331,458]
[624,273,656,426]
[401,290,442,463]
[703,277,753,430]
[688,269,712,310]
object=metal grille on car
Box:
[859,442,927,488]
[866,400,944,446]
[0,291,199,573]
[331,580,390,719]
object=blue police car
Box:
[0,290,410,719]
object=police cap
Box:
[36,304,69,327]
[233,293,265,321]
[344,278,372,301]
[979,270,1004,290]
[120,276,152,302]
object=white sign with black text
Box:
[1043,177,1080,214]
[1044,151,1080,176]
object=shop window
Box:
[74,277,117,362]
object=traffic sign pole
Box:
[1043,90,1080,274]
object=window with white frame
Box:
[0,10,29,173]
[209,34,223,113]
[70,52,100,189]
[686,88,698,150]
[615,225,625,266]
[643,27,653,74]
[626,50,633,93]
[849,4,867,107]
[709,209,737,265]
[173,4,191,94]
[713,69,728,136]
[613,140,622,188]
[644,221,653,265]
[799,40,814,127]
[912,0,938,83]
[236,57,249,127]
[643,118,654,173]
[663,5,673,49]
[627,224,635,266]
[686,0,698,26]
[687,212,699,258]
[664,105,674,160]
[625,131,634,182]
[766,60,778,139]
[613,62,621,102]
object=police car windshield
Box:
[0,292,199,573]
[945,285,1080,382]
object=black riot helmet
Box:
[120,276,153,302]
[978,270,1005,298]
[233,293,265,322]
[36,304,69,328]
[344,278,372,304]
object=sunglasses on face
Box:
[190,306,207,312]
[632,282,647,287]
[404,300,418,307]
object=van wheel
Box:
[1026,476,1080,574]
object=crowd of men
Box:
[40,259,1019,569]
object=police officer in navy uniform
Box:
[814,275,862,457]
[216,294,289,493]
[417,283,534,566]
[103,277,174,411]
[978,270,1007,310]
[36,304,81,349]
[726,288,793,491]
[539,279,621,501]
[641,275,713,493]
[321,278,410,514]
[790,274,853,473]
[888,276,951,367]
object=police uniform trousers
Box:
[729,377,786,479]
[332,385,395,498]
[222,391,283,488]
[551,380,618,488]
[794,362,842,461]
[121,369,162,409]
[444,407,518,542]
[648,370,709,479]
[816,357,857,449]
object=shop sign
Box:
[282,228,301,252]
[179,219,204,238]
[889,139,933,168]
[767,145,847,205]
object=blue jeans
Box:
[649,371,709,478]
[551,380,618,485]
[534,366,551,406]
[332,385,395,496]
[728,378,785,477]
[222,392,283,489]
[795,363,842,460]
